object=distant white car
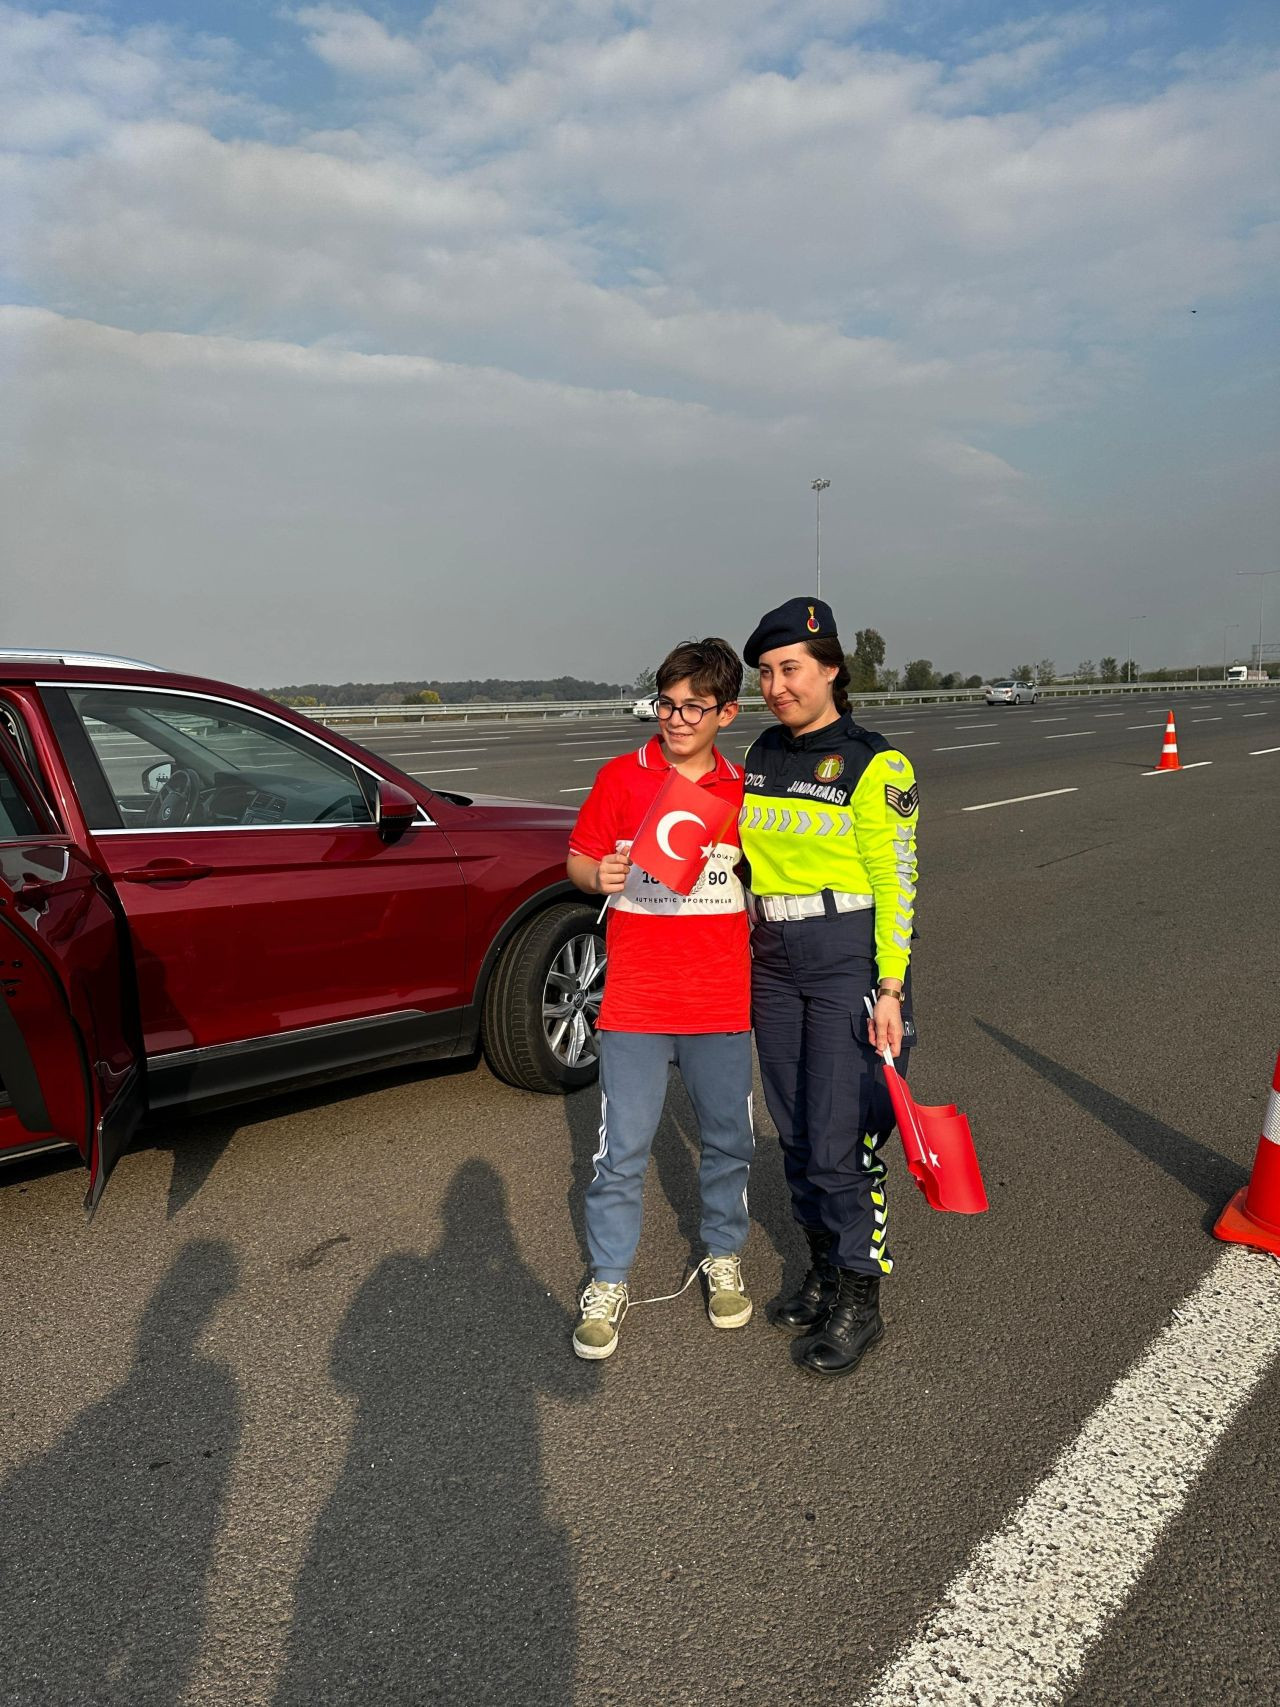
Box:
[985,679,1039,706]
[632,694,660,719]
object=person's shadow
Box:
[273,1159,594,1707]
[0,1240,241,1707]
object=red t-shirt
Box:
[570,737,749,1034]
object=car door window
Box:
[57,688,376,832]
[0,738,48,840]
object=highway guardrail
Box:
[295,678,1268,727]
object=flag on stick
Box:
[865,998,988,1213]
[628,768,737,895]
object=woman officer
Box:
[739,597,918,1379]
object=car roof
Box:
[0,647,163,671]
[0,653,288,719]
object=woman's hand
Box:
[868,991,905,1058]
[596,850,632,894]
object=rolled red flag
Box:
[869,1010,988,1213]
[628,767,738,896]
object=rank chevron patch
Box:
[885,782,919,817]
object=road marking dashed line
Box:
[934,742,1001,752]
[962,789,1079,813]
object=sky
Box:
[1,1,1277,688]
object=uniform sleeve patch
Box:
[885,782,919,817]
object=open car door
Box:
[0,728,144,1214]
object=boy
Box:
[567,637,753,1360]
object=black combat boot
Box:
[796,1270,883,1378]
[769,1227,838,1331]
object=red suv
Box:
[0,651,604,1212]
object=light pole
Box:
[1238,569,1280,676]
[1125,615,1147,684]
[811,478,830,600]
[1222,622,1239,683]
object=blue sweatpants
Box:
[586,1030,754,1285]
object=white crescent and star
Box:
[655,809,706,859]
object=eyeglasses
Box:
[655,698,722,725]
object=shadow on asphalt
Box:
[272,1159,595,1707]
[0,1240,242,1707]
[978,1022,1248,1226]
[154,1055,481,1219]
[0,1056,483,1219]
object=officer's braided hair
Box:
[804,635,851,715]
[656,636,743,705]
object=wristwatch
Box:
[876,985,904,1003]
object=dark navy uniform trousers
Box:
[751,906,912,1276]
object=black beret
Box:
[743,596,839,667]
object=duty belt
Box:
[756,891,873,923]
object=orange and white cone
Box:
[1156,711,1181,772]
[1214,1050,1280,1258]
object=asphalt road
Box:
[2,685,1278,1707]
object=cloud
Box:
[293,7,424,82]
[1,306,1044,683]
[1,3,1277,680]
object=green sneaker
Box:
[573,1280,629,1360]
[704,1254,753,1329]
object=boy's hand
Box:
[596,851,632,894]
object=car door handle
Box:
[117,859,214,883]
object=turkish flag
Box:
[880,1051,988,1214]
[629,768,737,895]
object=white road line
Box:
[408,767,479,776]
[558,738,637,746]
[962,788,1079,813]
[1250,746,1280,756]
[387,747,487,756]
[1044,731,1095,740]
[934,742,1001,752]
[1191,717,1222,723]
[1127,723,1163,730]
[953,723,997,730]
[1142,761,1213,775]
[858,1248,1280,1707]
[1243,713,1267,718]
[880,728,916,736]
[1094,713,1124,718]
[559,785,592,793]
[1033,717,1067,723]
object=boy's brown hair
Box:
[655,636,743,705]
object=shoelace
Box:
[632,1255,744,1308]
[579,1280,628,1319]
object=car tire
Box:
[481,903,606,1094]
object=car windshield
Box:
[992,681,1014,688]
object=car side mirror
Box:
[141,760,173,795]
[374,779,419,843]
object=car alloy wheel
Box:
[542,931,605,1068]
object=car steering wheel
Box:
[144,767,203,828]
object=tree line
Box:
[271,675,629,707]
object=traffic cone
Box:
[1156,711,1181,771]
[1214,1051,1280,1257]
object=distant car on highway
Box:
[985,679,1040,706]
[632,693,660,719]
[0,649,604,1212]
